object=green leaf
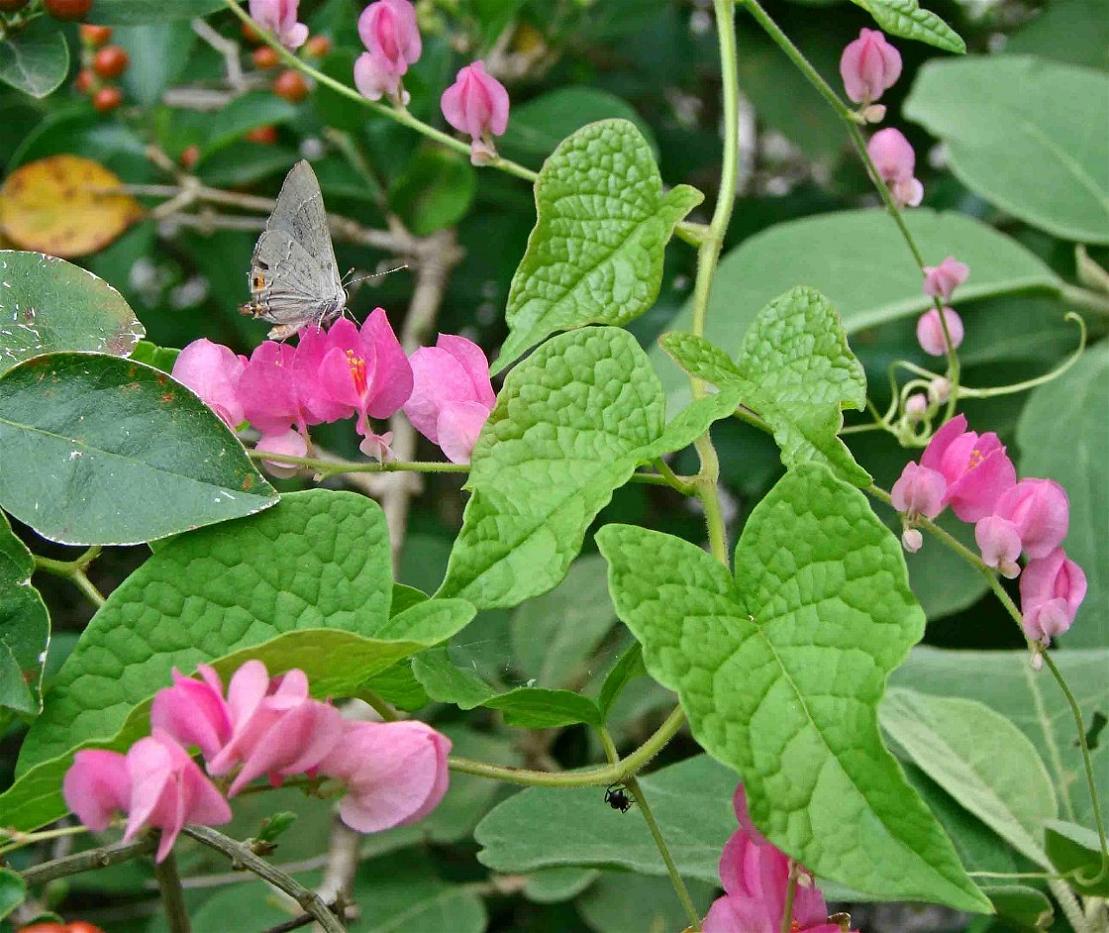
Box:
[980,885,1053,931]
[1017,344,1108,647]
[389,147,476,237]
[0,511,48,715]
[653,209,1059,408]
[116,21,195,107]
[0,353,276,545]
[597,466,989,911]
[0,251,146,377]
[499,87,658,164]
[438,327,739,609]
[847,0,965,53]
[1044,819,1109,896]
[0,18,69,99]
[351,852,487,933]
[881,688,1057,865]
[412,648,601,727]
[511,554,615,688]
[523,867,599,904]
[905,56,1109,243]
[661,287,870,486]
[87,0,226,23]
[598,643,645,720]
[1006,0,1109,70]
[494,120,702,371]
[0,867,26,921]
[204,92,299,156]
[578,871,717,933]
[476,754,737,883]
[128,339,180,373]
[890,647,1109,829]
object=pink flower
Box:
[1020,548,1087,646]
[839,28,901,105]
[890,461,946,520]
[920,414,1016,522]
[975,515,1022,579]
[440,61,510,163]
[63,749,132,832]
[239,341,306,436]
[123,730,231,862]
[249,0,308,50]
[316,310,412,460]
[995,478,1069,560]
[255,429,308,479]
[317,720,451,833]
[171,339,247,429]
[916,307,964,356]
[207,661,344,797]
[922,256,969,302]
[355,0,420,102]
[404,334,495,463]
[867,128,923,208]
[150,665,232,762]
[293,325,356,425]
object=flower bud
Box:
[995,478,1069,560]
[867,128,923,208]
[904,393,927,420]
[1019,548,1086,645]
[172,339,247,429]
[916,307,964,357]
[928,376,951,405]
[839,28,901,105]
[248,0,308,50]
[890,461,946,520]
[861,104,887,124]
[441,61,510,164]
[255,429,307,478]
[901,528,923,553]
[922,256,969,302]
[354,0,420,104]
[974,515,1022,579]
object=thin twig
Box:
[154,849,192,933]
[20,836,158,886]
[191,17,245,91]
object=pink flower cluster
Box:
[352,1,510,164]
[705,786,857,933]
[917,256,969,357]
[63,661,451,861]
[892,414,1085,646]
[171,313,495,469]
[249,0,308,50]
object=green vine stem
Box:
[223,0,537,183]
[153,849,192,933]
[33,546,105,608]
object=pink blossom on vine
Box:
[63,749,132,832]
[317,719,451,833]
[150,665,232,762]
[404,334,496,463]
[920,414,1016,522]
[123,730,232,862]
[974,515,1022,579]
[255,429,309,478]
[994,478,1069,560]
[916,306,964,356]
[239,341,307,436]
[922,256,969,302]
[839,28,901,106]
[354,0,420,103]
[172,339,247,429]
[293,325,357,424]
[1020,548,1087,646]
[249,0,308,50]
[890,461,946,520]
[441,61,510,164]
[867,128,923,208]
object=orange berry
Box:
[252,46,279,69]
[180,145,200,170]
[241,22,262,44]
[92,45,129,78]
[246,125,278,144]
[304,35,331,58]
[273,69,308,103]
[79,23,112,45]
[92,85,122,112]
[74,68,95,94]
[43,0,93,20]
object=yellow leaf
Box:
[0,155,143,258]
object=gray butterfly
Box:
[240,160,346,340]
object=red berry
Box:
[0,0,30,11]
[74,68,95,94]
[43,0,93,20]
[246,125,278,145]
[304,35,331,58]
[241,22,262,44]
[252,46,279,70]
[92,85,122,112]
[79,23,112,45]
[180,145,199,170]
[92,45,128,78]
[273,69,308,103]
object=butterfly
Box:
[240,160,347,340]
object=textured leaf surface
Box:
[849,0,965,52]
[653,209,1059,408]
[891,647,1109,829]
[0,19,68,99]
[1017,344,1107,647]
[0,512,48,715]
[662,287,869,485]
[439,327,738,609]
[0,252,145,376]
[476,755,736,882]
[905,56,1109,243]
[494,120,701,370]
[881,688,1057,864]
[0,353,275,545]
[1044,820,1109,895]
[598,466,988,911]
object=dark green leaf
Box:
[0,867,26,921]
[0,353,276,545]
[598,643,645,720]
[0,512,48,715]
[87,0,226,24]
[0,18,69,99]
[980,885,1053,931]
[1044,819,1109,896]
[847,0,965,52]
[116,21,195,106]
[389,147,476,237]
[204,92,299,156]
[578,872,717,933]
[1006,0,1109,70]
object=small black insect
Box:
[605,783,632,813]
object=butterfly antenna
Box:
[345,264,409,289]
